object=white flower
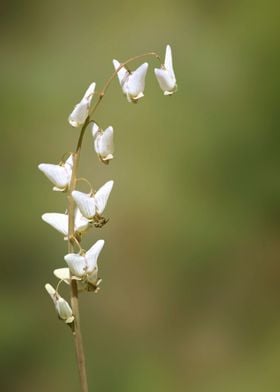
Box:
[45,283,74,324]
[68,82,96,127]
[38,154,73,192]
[72,180,114,220]
[53,267,102,292]
[42,209,90,237]
[113,60,148,103]
[91,123,114,164]
[154,45,177,95]
[64,240,104,287]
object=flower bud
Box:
[68,82,96,127]
[45,283,74,324]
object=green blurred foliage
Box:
[1,0,280,390]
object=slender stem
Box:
[67,51,160,392]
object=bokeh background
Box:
[1,0,280,391]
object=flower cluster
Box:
[39,44,176,327]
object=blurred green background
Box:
[1,0,280,391]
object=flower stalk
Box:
[40,46,177,392]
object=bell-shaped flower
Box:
[42,208,90,238]
[91,123,114,164]
[113,60,148,103]
[154,45,177,95]
[68,82,96,127]
[45,283,74,324]
[38,154,73,192]
[72,180,113,221]
[64,240,104,288]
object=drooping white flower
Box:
[68,82,96,127]
[64,240,104,287]
[91,123,114,164]
[72,180,114,220]
[42,209,90,237]
[113,60,148,103]
[154,45,177,95]
[45,283,74,324]
[38,154,73,192]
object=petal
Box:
[53,268,71,283]
[72,191,96,219]
[91,122,100,139]
[83,82,96,101]
[164,45,176,80]
[126,63,148,101]
[94,126,114,161]
[113,59,129,87]
[42,213,68,235]
[85,239,105,272]
[45,283,56,298]
[38,163,69,190]
[74,208,90,233]
[154,68,176,94]
[56,298,74,323]
[68,100,90,127]
[94,180,114,215]
[64,253,87,277]
[68,82,96,127]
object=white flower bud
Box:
[45,283,74,324]
[154,45,177,95]
[68,82,96,127]
[113,60,148,103]
[38,154,73,192]
[92,124,114,164]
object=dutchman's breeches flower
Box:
[91,123,114,164]
[154,45,177,95]
[68,82,96,127]
[45,283,74,324]
[72,180,114,223]
[64,240,104,290]
[38,154,73,192]
[113,60,148,103]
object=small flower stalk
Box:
[38,44,177,392]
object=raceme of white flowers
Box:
[39,44,176,326]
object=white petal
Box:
[53,268,71,282]
[68,100,90,127]
[91,122,100,139]
[126,63,148,101]
[74,208,90,233]
[94,126,114,161]
[56,297,74,322]
[64,253,87,277]
[83,82,96,101]
[85,239,105,272]
[68,82,96,127]
[154,68,176,95]
[45,283,56,298]
[113,59,129,86]
[164,45,175,80]
[94,180,114,215]
[42,213,69,235]
[38,163,70,190]
[72,191,96,219]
